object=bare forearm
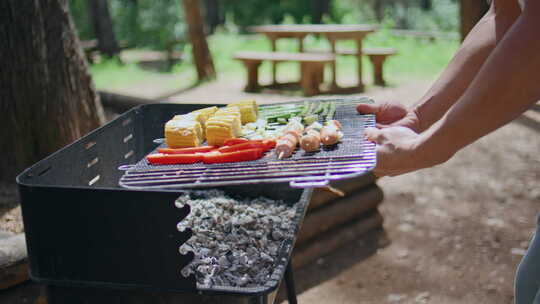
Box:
[413,1,520,132]
[420,7,540,162]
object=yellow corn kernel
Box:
[164,120,202,148]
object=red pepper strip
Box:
[158,146,218,154]
[262,139,276,150]
[223,138,249,146]
[217,141,268,153]
[203,148,263,164]
[147,153,202,165]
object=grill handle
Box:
[290,179,329,188]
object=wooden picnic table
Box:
[250,24,377,92]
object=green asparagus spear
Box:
[320,102,329,117]
[326,102,336,121]
[303,114,318,125]
[277,117,288,124]
[313,102,325,114]
[299,101,310,117]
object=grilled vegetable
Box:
[262,139,276,150]
[223,138,249,146]
[325,102,336,121]
[206,107,242,146]
[227,100,258,123]
[218,141,269,153]
[203,148,264,164]
[299,101,310,117]
[313,102,325,114]
[158,146,218,154]
[218,140,276,153]
[277,117,288,124]
[192,106,218,124]
[147,153,202,165]
[165,119,203,148]
[320,102,329,117]
[303,114,318,125]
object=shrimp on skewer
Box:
[275,118,304,159]
[320,120,343,146]
[300,122,323,152]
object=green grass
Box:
[90,60,154,90]
[90,29,459,92]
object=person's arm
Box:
[412,0,521,132]
[367,1,540,177]
[358,0,521,132]
[418,1,540,162]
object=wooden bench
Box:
[363,48,397,86]
[234,51,335,96]
[337,47,397,86]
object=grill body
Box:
[16,98,373,300]
[16,102,314,298]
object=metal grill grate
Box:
[119,99,376,189]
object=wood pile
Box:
[292,173,384,269]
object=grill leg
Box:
[285,261,298,304]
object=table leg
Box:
[370,55,387,86]
[243,60,262,92]
[355,38,365,92]
[270,38,277,85]
[329,38,338,90]
[300,62,320,97]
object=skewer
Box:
[320,185,345,197]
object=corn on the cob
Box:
[205,112,242,146]
[227,100,258,124]
[214,106,242,134]
[172,112,206,140]
[164,119,202,148]
[192,106,218,124]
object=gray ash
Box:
[176,189,298,288]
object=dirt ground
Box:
[289,82,540,304]
[1,78,539,304]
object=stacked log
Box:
[292,173,384,269]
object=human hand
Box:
[357,101,421,132]
[365,126,429,177]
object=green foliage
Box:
[334,0,459,32]
[69,0,93,40]
[69,0,459,52]
[69,0,186,50]
[111,0,186,49]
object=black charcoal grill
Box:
[16,97,376,304]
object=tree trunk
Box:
[420,0,432,11]
[86,0,119,57]
[0,0,106,183]
[203,0,222,34]
[183,0,216,81]
[312,0,330,24]
[460,0,490,40]
[373,0,385,22]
